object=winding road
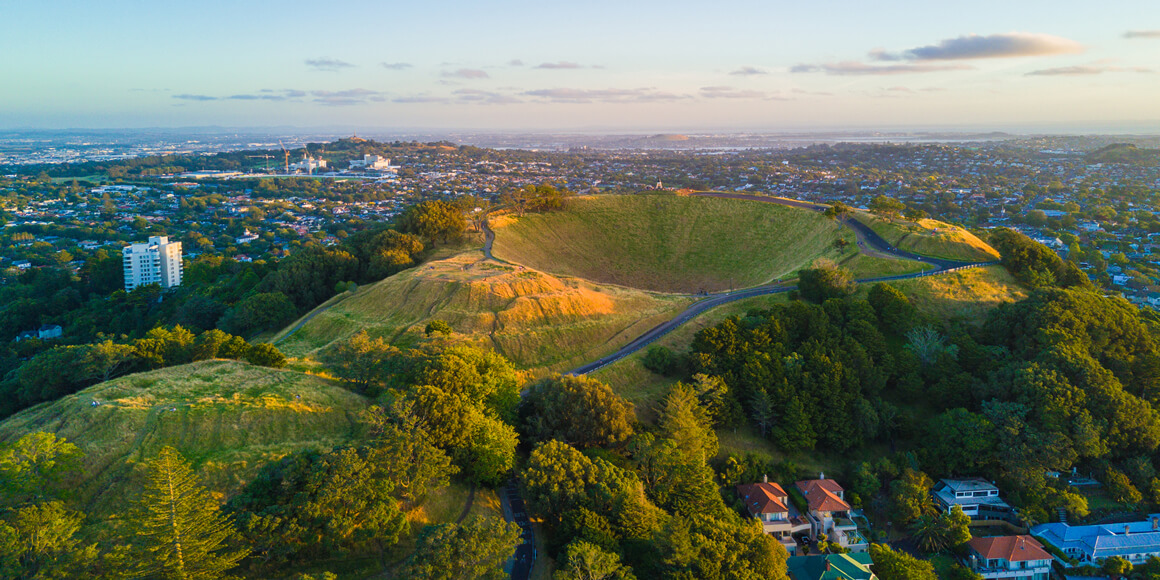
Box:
[567,193,995,375]
[491,193,996,580]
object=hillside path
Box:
[569,193,993,375]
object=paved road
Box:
[501,193,995,579]
[568,193,993,375]
[690,191,965,270]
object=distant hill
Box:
[1086,143,1160,166]
[490,194,852,293]
[0,360,366,517]
[273,250,692,374]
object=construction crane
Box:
[278,141,290,173]
[246,153,274,173]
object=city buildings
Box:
[123,236,182,291]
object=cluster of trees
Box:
[988,228,1090,289]
[322,334,521,485]
[518,377,788,579]
[0,433,246,578]
[499,183,573,216]
[662,259,1160,526]
[0,325,284,417]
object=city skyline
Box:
[3,0,1159,131]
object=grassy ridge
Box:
[859,264,1026,322]
[856,212,1000,262]
[0,360,367,516]
[275,250,693,374]
[491,194,852,293]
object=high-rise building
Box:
[123,236,182,291]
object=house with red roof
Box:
[737,476,811,555]
[965,535,1052,580]
[795,475,868,552]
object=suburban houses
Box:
[1032,515,1160,566]
[737,477,811,556]
[786,553,877,580]
[796,477,868,553]
[964,535,1052,580]
[932,478,1016,521]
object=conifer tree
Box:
[135,446,248,580]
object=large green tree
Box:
[522,375,635,449]
[402,517,521,580]
[135,446,248,580]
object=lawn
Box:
[491,194,853,293]
[839,252,929,279]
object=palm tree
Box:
[910,514,949,554]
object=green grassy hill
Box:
[855,212,1001,262]
[0,359,367,517]
[490,194,853,293]
[274,250,693,374]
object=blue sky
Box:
[2,0,1159,131]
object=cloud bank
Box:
[874,32,1082,61]
[305,58,355,71]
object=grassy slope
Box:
[856,212,1001,262]
[859,264,1026,322]
[0,359,367,517]
[274,250,693,375]
[593,265,1025,470]
[491,194,852,293]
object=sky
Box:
[2,0,1159,132]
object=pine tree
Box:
[135,446,248,579]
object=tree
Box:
[905,326,957,366]
[869,544,938,580]
[398,200,467,245]
[658,382,718,463]
[824,202,852,220]
[869,196,906,218]
[868,283,916,335]
[909,506,970,554]
[320,331,399,394]
[522,375,635,449]
[425,319,453,336]
[798,259,855,303]
[217,292,297,336]
[402,517,521,580]
[890,469,936,525]
[134,447,248,579]
[1103,556,1132,578]
[1104,467,1143,505]
[244,343,286,368]
[0,500,96,579]
[903,207,928,222]
[554,541,637,580]
[0,432,83,506]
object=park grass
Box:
[0,359,368,519]
[839,251,929,279]
[491,194,852,293]
[863,265,1026,323]
[855,212,1001,262]
[274,250,693,376]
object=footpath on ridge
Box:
[568,193,995,375]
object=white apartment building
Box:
[123,236,182,291]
